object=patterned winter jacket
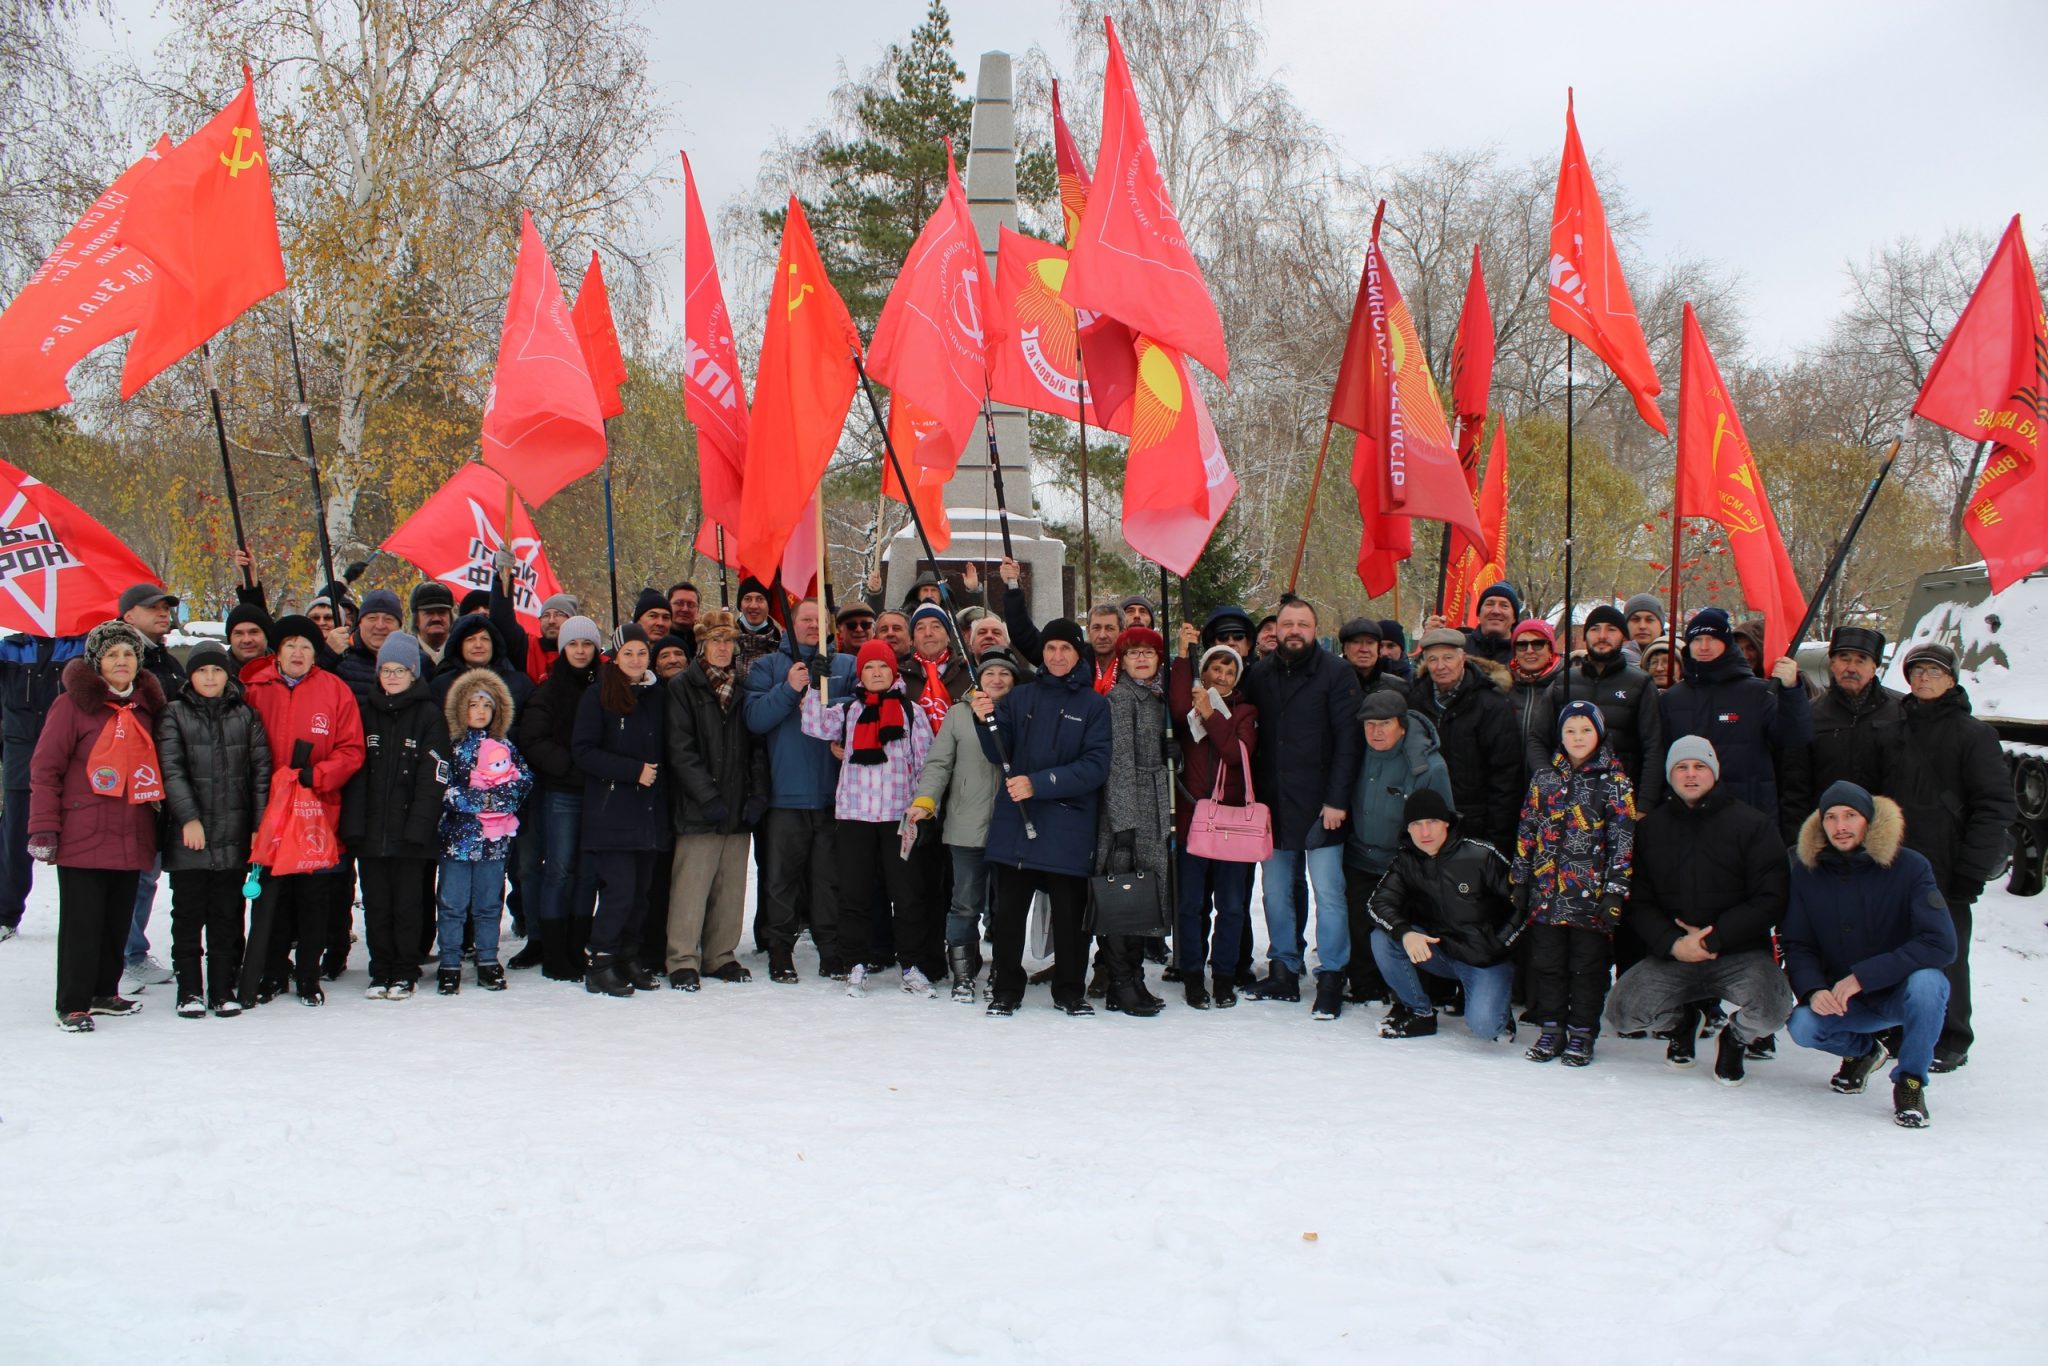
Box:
[437,668,532,862]
[1511,742,1637,933]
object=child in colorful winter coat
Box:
[437,668,531,994]
[801,638,934,997]
[1512,698,1637,1066]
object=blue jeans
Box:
[1260,845,1348,975]
[945,845,992,948]
[1371,929,1514,1040]
[1175,847,1253,974]
[1788,967,1950,1082]
[125,855,161,963]
[437,858,506,968]
[539,789,599,923]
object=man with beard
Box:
[1527,604,1666,810]
[225,602,273,671]
[1240,595,1364,1019]
[522,592,579,686]
[1118,594,1155,630]
[1782,625,1900,825]
[1407,626,1521,853]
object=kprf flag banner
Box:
[479,211,608,507]
[736,197,860,577]
[115,69,287,397]
[1061,16,1228,383]
[1676,303,1805,665]
[570,251,628,421]
[1122,338,1237,577]
[381,463,563,626]
[0,457,160,636]
[1549,90,1667,436]
[0,137,169,414]
[1450,244,1494,482]
[681,152,751,566]
[1913,215,2047,593]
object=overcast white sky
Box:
[79,0,2044,360]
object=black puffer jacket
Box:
[1888,685,2015,898]
[1623,786,1786,959]
[573,666,669,852]
[157,677,274,873]
[1527,654,1667,808]
[332,640,380,703]
[431,615,535,711]
[519,651,600,796]
[1780,682,1902,831]
[1365,829,1520,967]
[339,680,448,860]
[1659,651,1811,838]
[1409,656,1522,851]
[1239,642,1364,851]
[666,658,768,837]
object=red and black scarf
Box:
[851,688,907,765]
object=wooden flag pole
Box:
[1287,419,1336,595]
[282,301,337,592]
[1076,332,1094,606]
[814,484,833,619]
[198,342,254,590]
[600,422,621,630]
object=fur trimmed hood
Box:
[442,666,513,739]
[1797,793,1905,869]
[60,654,166,715]
[1466,654,1512,693]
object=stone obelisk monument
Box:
[881,51,1068,622]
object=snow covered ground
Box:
[2,874,2044,1364]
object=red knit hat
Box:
[854,639,898,682]
[1512,619,1557,651]
[1115,626,1166,658]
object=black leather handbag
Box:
[1086,831,1169,936]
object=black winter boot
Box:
[1380,1002,1438,1038]
[768,944,799,984]
[584,953,634,997]
[507,928,544,970]
[1311,973,1345,1021]
[1109,976,1162,1017]
[1713,1028,1747,1086]
[1666,1004,1703,1067]
[619,955,660,991]
[436,969,460,996]
[1560,1025,1597,1067]
[1525,1021,1564,1062]
[1249,964,1300,1003]
[947,944,978,1003]
[1210,975,1237,1008]
[1893,1074,1930,1128]
[1183,975,1210,1009]
[477,963,507,991]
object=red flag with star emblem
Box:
[0,456,160,636]
[1913,215,2048,594]
[381,463,563,628]
[1677,303,1804,664]
[479,211,608,507]
[0,136,171,414]
[115,70,287,397]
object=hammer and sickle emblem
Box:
[219,126,261,178]
[785,263,814,316]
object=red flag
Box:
[737,197,860,576]
[570,252,628,421]
[1122,338,1237,576]
[1045,91,1142,427]
[0,137,170,414]
[868,141,989,473]
[478,211,608,507]
[1449,244,1494,481]
[1548,91,1667,436]
[1351,436,1413,599]
[987,227,1133,434]
[0,457,160,635]
[115,70,287,397]
[1442,422,1509,626]
[1061,17,1229,383]
[1676,304,1805,665]
[1914,215,2048,594]
[680,152,751,566]
[883,397,953,553]
[381,463,563,628]
[1052,80,1088,251]
[1338,211,1489,558]
[778,491,823,600]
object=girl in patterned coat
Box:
[436,668,532,995]
[1512,698,1637,1066]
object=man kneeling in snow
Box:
[1782,781,1956,1129]
[1364,790,1521,1041]
[1605,736,1794,1085]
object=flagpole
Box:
[715,527,729,608]
[814,486,832,617]
[1288,419,1336,595]
[1563,338,1575,706]
[282,303,337,591]
[1788,425,1910,650]
[199,343,255,591]
[600,421,621,630]
[1160,560,1180,933]
[1076,329,1094,607]
[1434,416,1464,614]
[980,392,1016,560]
[1667,503,1682,671]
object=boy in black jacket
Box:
[339,633,448,1000]
[158,642,273,1017]
[1365,789,1522,1042]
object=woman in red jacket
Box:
[238,614,366,1007]
[29,621,167,1031]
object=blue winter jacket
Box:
[1782,795,1955,1002]
[976,660,1111,877]
[744,634,839,811]
[1346,713,1455,876]
[0,632,84,789]
[439,727,533,862]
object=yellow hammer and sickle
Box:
[219,126,261,178]
[785,263,814,316]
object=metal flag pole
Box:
[1787,423,1912,648]
[1563,338,1575,706]
[1076,328,1093,606]
[600,424,621,630]
[981,391,1016,560]
[199,342,254,590]
[281,302,337,591]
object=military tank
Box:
[1893,562,2048,896]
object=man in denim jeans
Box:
[1239,595,1363,1020]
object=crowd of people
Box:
[1,554,2015,1129]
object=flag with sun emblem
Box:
[987,226,1134,434]
[1122,337,1236,576]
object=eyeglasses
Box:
[1514,640,1552,653]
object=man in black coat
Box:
[1459,581,1521,665]
[1887,642,2016,1072]
[1338,617,1408,701]
[1239,595,1363,1017]
[1526,605,1666,809]
[1606,736,1794,1084]
[0,629,83,937]
[1408,626,1522,852]
[1659,606,1811,841]
[1780,624,1901,830]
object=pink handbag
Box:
[1186,741,1273,863]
